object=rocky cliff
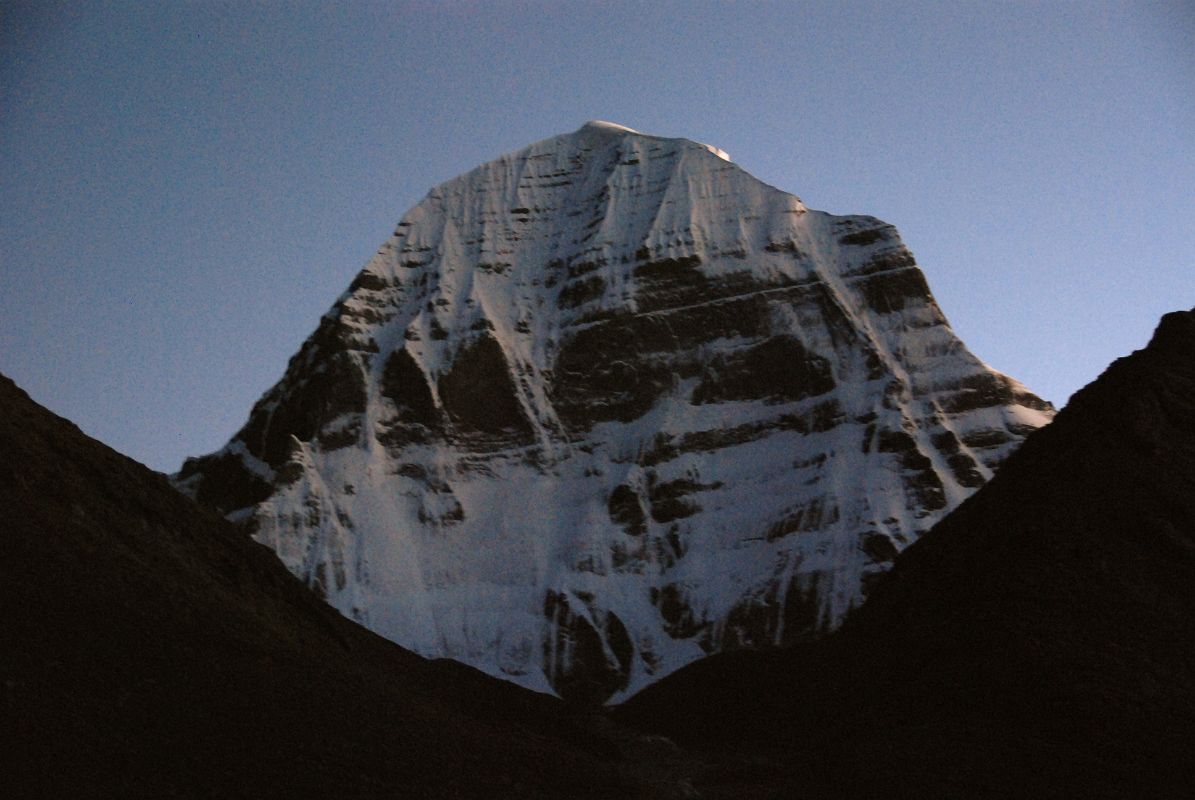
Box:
[177,121,1052,702]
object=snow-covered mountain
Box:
[176,121,1052,703]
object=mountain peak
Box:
[177,126,1052,703]
[570,119,730,161]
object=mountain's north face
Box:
[177,122,1052,702]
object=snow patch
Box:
[580,120,640,134]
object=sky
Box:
[2,1,1192,473]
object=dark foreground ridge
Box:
[616,309,1195,799]
[0,374,690,799]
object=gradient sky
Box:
[2,1,1192,473]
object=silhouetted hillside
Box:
[0,374,686,799]
[617,309,1195,799]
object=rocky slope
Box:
[176,121,1052,702]
[616,309,1195,798]
[0,372,692,799]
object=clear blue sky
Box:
[2,1,1192,472]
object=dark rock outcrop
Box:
[439,334,534,443]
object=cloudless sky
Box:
[2,1,1192,472]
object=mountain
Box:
[176,121,1052,703]
[615,309,1195,798]
[0,373,691,799]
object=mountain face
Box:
[0,373,686,799]
[176,121,1052,703]
[615,309,1195,799]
